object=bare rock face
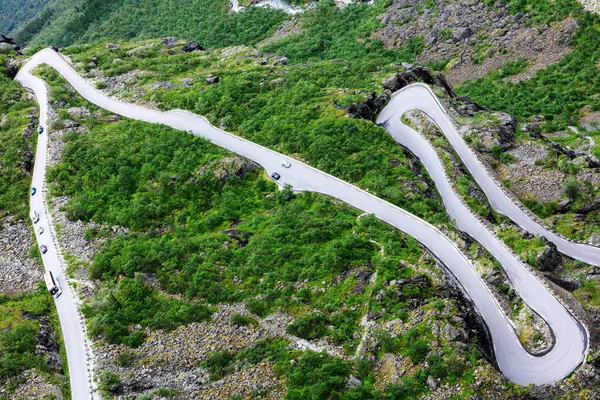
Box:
[5,57,21,79]
[382,66,456,98]
[21,311,63,372]
[537,242,562,272]
[495,113,517,150]
[182,40,205,52]
[347,91,391,121]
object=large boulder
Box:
[5,57,20,79]
[182,40,204,53]
[537,242,562,272]
[496,113,516,150]
[0,35,16,44]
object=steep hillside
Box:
[0,0,51,36]
[0,44,69,400]
[6,0,600,398]
[12,0,287,48]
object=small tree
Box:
[562,178,580,201]
[278,183,295,204]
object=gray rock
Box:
[162,37,178,48]
[182,40,204,52]
[537,242,562,272]
[205,75,219,85]
[427,375,438,391]
[496,112,517,149]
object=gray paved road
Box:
[16,50,588,392]
[16,56,93,399]
[379,83,600,266]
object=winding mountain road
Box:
[16,49,590,397]
[379,83,600,267]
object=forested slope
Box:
[12,0,287,49]
[0,0,50,36]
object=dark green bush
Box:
[286,313,330,340]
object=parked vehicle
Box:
[37,226,44,235]
[40,245,48,254]
[31,187,36,196]
[281,160,291,168]
[37,126,44,134]
[30,210,40,223]
[44,271,62,298]
[271,172,281,180]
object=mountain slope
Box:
[0,0,51,36]
[12,0,288,48]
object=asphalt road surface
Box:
[16,55,92,399]
[16,50,589,395]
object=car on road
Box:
[37,126,44,134]
[30,187,36,196]
[44,271,62,298]
[37,226,44,235]
[30,210,40,223]
[40,245,48,254]
[271,172,281,180]
[281,160,291,168]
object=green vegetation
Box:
[263,0,422,64]
[65,37,449,228]
[0,286,69,397]
[230,313,256,327]
[0,0,50,35]
[459,3,600,132]
[82,278,213,347]
[16,0,287,48]
[38,66,443,356]
[0,48,37,220]
[32,44,500,398]
[497,0,581,25]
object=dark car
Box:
[271,172,281,180]
[37,126,44,134]
[31,187,36,196]
[40,245,48,254]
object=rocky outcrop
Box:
[205,74,219,85]
[22,312,63,372]
[452,96,487,117]
[0,35,22,56]
[373,0,577,85]
[198,156,260,183]
[495,113,517,150]
[439,262,496,365]
[522,125,600,169]
[544,272,582,292]
[537,242,562,272]
[576,198,600,215]
[223,229,252,247]
[382,66,456,98]
[349,66,457,122]
[181,40,205,53]
[5,57,21,79]
[347,91,391,121]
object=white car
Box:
[30,210,40,224]
[37,226,44,235]
[281,160,291,168]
